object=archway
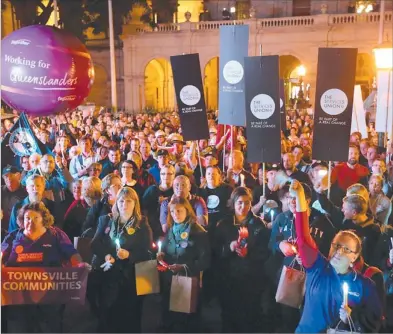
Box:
[87,64,109,107]
[279,55,304,107]
[204,57,219,111]
[355,53,375,100]
[144,58,174,111]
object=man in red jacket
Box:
[331,144,369,192]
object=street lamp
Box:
[356,0,374,14]
[373,43,393,146]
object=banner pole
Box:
[222,125,226,173]
[230,125,234,169]
[327,161,332,200]
[262,162,266,197]
[196,141,203,178]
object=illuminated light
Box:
[157,241,162,253]
[270,210,275,222]
[318,169,328,177]
[365,4,373,12]
[343,282,349,306]
[115,238,120,248]
[373,47,393,70]
[152,242,157,249]
[230,6,236,13]
[297,65,306,77]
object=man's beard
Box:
[348,158,358,166]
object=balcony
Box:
[130,11,393,33]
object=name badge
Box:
[17,253,43,263]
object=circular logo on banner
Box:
[320,88,348,116]
[180,85,201,106]
[250,94,275,120]
[223,60,244,84]
[9,128,38,156]
[207,195,220,209]
[280,98,284,109]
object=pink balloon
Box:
[1,25,95,116]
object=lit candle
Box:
[115,238,120,249]
[154,13,157,24]
[343,282,349,306]
[158,241,162,253]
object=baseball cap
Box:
[2,165,20,176]
[157,149,169,157]
[311,160,328,169]
[266,163,281,172]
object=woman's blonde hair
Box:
[166,197,196,229]
[347,183,369,202]
[82,176,102,201]
[112,187,142,223]
[17,202,54,228]
[101,173,121,192]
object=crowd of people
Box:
[1,106,393,333]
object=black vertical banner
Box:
[279,79,286,131]
[170,54,209,141]
[312,48,358,161]
[244,56,281,163]
[218,25,249,126]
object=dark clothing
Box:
[81,197,111,237]
[252,185,281,212]
[230,169,257,189]
[197,183,233,234]
[63,199,89,241]
[90,214,153,333]
[215,213,271,332]
[99,160,120,179]
[287,169,312,188]
[141,155,156,171]
[1,186,27,230]
[317,191,381,264]
[142,185,173,239]
[309,213,337,258]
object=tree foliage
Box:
[3,0,150,42]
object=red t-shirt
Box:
[331,163,369,191]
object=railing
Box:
[329,11,392,24]
[260,16,314,28]
[196,20,245,30]
[133,11,393,33]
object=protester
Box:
[91,187,153,333]
[157,197,210,332]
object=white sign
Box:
[280,98,284,109]
[350,85,368,138]
[179,85,201,106]
[223,60,244,85]
[320,88,348,116]
[250,94,275,120]
[375,71,393,141]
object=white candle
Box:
[343,282,349,306]
[115,238,120,249]
[154,13,157,23]
[158,241,162,253]
[270,210,274,222]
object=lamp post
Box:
[374,44,393,147]
[297,65,307,109]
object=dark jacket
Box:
[81,196,111,237]
[215,212,271,281]
[91,214,153,273]
[161,220,210,277]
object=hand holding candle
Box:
[157,240,162,253]
[343,282,349,307]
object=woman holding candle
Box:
[157,197,210,333]
[214,187,271,333]
[91,187,153,333]
[290,179,382,333]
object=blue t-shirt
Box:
[2,227,77,267]
[296,253,381,333]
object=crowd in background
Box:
[1,106,393,333]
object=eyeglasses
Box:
[331,243,357,254]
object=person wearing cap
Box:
[1,166,27,229]
[155,130,167,147]
[252,164,281,216]
[149,149,169,184]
